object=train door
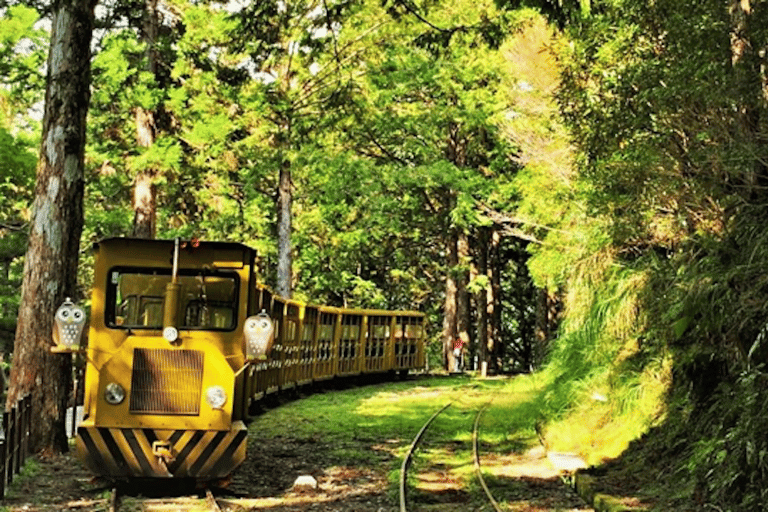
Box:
[366,315,390,372]
[314,310,336,380]
[298,307,318,385]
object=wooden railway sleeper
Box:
[107,486,223,512]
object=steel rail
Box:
[473,402,503,512]
[399,402,452,512]
[205,488,223,512]
[107,485,225,512]
[108,487,119,512]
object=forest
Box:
[3,0,768,509]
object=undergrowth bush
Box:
[644,204,768,510]
[686,370,768,510]
[533,248,671,464]
[537,202,768,509]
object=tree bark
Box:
[534,287,561,362]
[131,165,155,239]
[276,156,292,298]
[456,230,470,369]
[487,228,502,372]
[8,0,94,454]
[729,0,764,190]
[442,228,458,371]
[475,228,489,376]
[131,0,159,239]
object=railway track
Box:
[108,486,224,512]
[473,402,503,512]
[399,401,503,512]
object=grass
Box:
[1,458,41,502]
[247,374,566,503]
[247,314,671,508]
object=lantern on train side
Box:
[52,297,86,352]
[243,311,275,361]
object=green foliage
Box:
[0,4,47,116]
[0,4,45,348]
[539,0,768,507]
[683,370,768,510]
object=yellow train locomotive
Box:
[73,238,425,480]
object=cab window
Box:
[106,268,238,331]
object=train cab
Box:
[76,238,256,479]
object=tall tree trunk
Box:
[132,164,155,239]
[729,0,764,190]
[535,287,549,351]
[475,228,489,376]
[143,0,159,75]
[442,228,458,371]
[730,0,750,67]
[132,0,159,238]
[456,230,470,369]
[534,288,561,362]
[276,156,292,298]
[488,228,502,372]
[8,0,94,454]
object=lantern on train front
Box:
[52,297,86,352]
[243,311,275,360]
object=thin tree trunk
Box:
[488,228,501,372]
[143,0,158,75]
[131,0,159,238]
[8,0,94,454]
[456,230,470,369]
[535,288,547,343]
[729,0,763,189]
[730,0,750,67]
[132,166,155,239]
[442,228,458,372]
[276,156,292,298]
[132,102,156,239]
[476,228,489,376]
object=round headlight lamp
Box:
[205,386,227,409]
[163,326,179,342]
[104,382,126,405]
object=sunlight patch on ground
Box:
[482,446,562,480]
[415,469,464,492]
[356,387,452,416]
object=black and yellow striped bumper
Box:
[75,422,247,479]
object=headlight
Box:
[205,386,227,409]
[104,383,126,405]
[163,326,178,342]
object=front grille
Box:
[129,348,204,415]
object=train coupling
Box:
[152,440,176,464]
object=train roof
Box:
[94,237,256,253]
[94,238,424,317]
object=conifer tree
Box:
[8,0,95,453]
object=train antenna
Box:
[172,237,180,284]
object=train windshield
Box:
[106,268,239,331]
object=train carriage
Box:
[73,238,425,480]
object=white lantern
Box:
[243,311,275,361]
[53,298,86,351]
